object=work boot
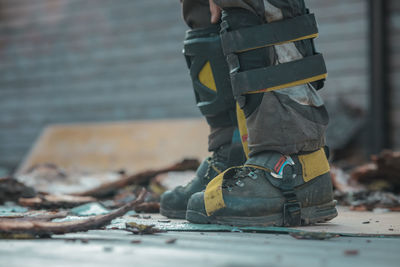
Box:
[186,149,337,226]
[160,143,245,219]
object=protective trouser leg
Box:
[186,0,337,226]
[215,0,329,156]
[160,1,246,219]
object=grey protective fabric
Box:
[208,126,236,151]
[246,92,328,155]
[181,0,329,155]
[182,0,214,29]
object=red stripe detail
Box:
[242,134,248,143]
[274,156,286,173]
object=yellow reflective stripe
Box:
[237,33,319,53]
[236,103,249,159]
[204,169,230,216]
[211,164,223,174]
[247,73,328,94]
[298,148,330,182]
[198,61,217,91]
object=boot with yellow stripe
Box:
[160,143,244,219]
[160,25,246,219]
[185,4,337,226]
[186,149,337,226]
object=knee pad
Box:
[183,26,237,128]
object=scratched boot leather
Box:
[160,143,245,219]
[186,149,337,226]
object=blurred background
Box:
[0,0,398,175]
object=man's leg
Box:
[160,0,246,219]
[186,0,337,226]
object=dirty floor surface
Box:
[1,229,399,267]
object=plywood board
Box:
[16,119,209,175]
[294,207,400,236]
[109,207,400,237]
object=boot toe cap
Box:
[160,189,188,218]
[186,192,210,224]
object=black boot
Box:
[160,143,245,218]
[186,149,337,226]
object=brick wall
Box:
[0,0,398,171]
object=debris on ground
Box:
[331,150,400,211]
[134,202,160,213]
[19,194,96,210]
[338,191,400,211]
[125,222,164,235]
[0,189,146,239]
[0,158,199,239]
[103,246,113,252]
[165,238,177,244]
[0,210,68,221]
[1,148,399,240]
[74,159,199,198]
[289,231,339,240]
[16,163,120,195]
[0,177,36,204]
[344,249,359,256]
[70,203,110,216]
[351,150,400,192]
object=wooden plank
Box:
[16,119,209,175]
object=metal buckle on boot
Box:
[283,201,301,226]
[271,156,295,179]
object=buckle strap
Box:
[282,190,301,227]
[221,13,319,55]
[283,199,301,226]
[184,35,222,57]
[230,54,327,97]
[281,166,301,226]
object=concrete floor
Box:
[1,229,399,267]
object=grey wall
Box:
[308,0,369,109]
[0,0,195,171]
[389,0,400,148]
[0,0,398,171]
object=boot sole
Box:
[160,208,187,219]
[186,201,338,227]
